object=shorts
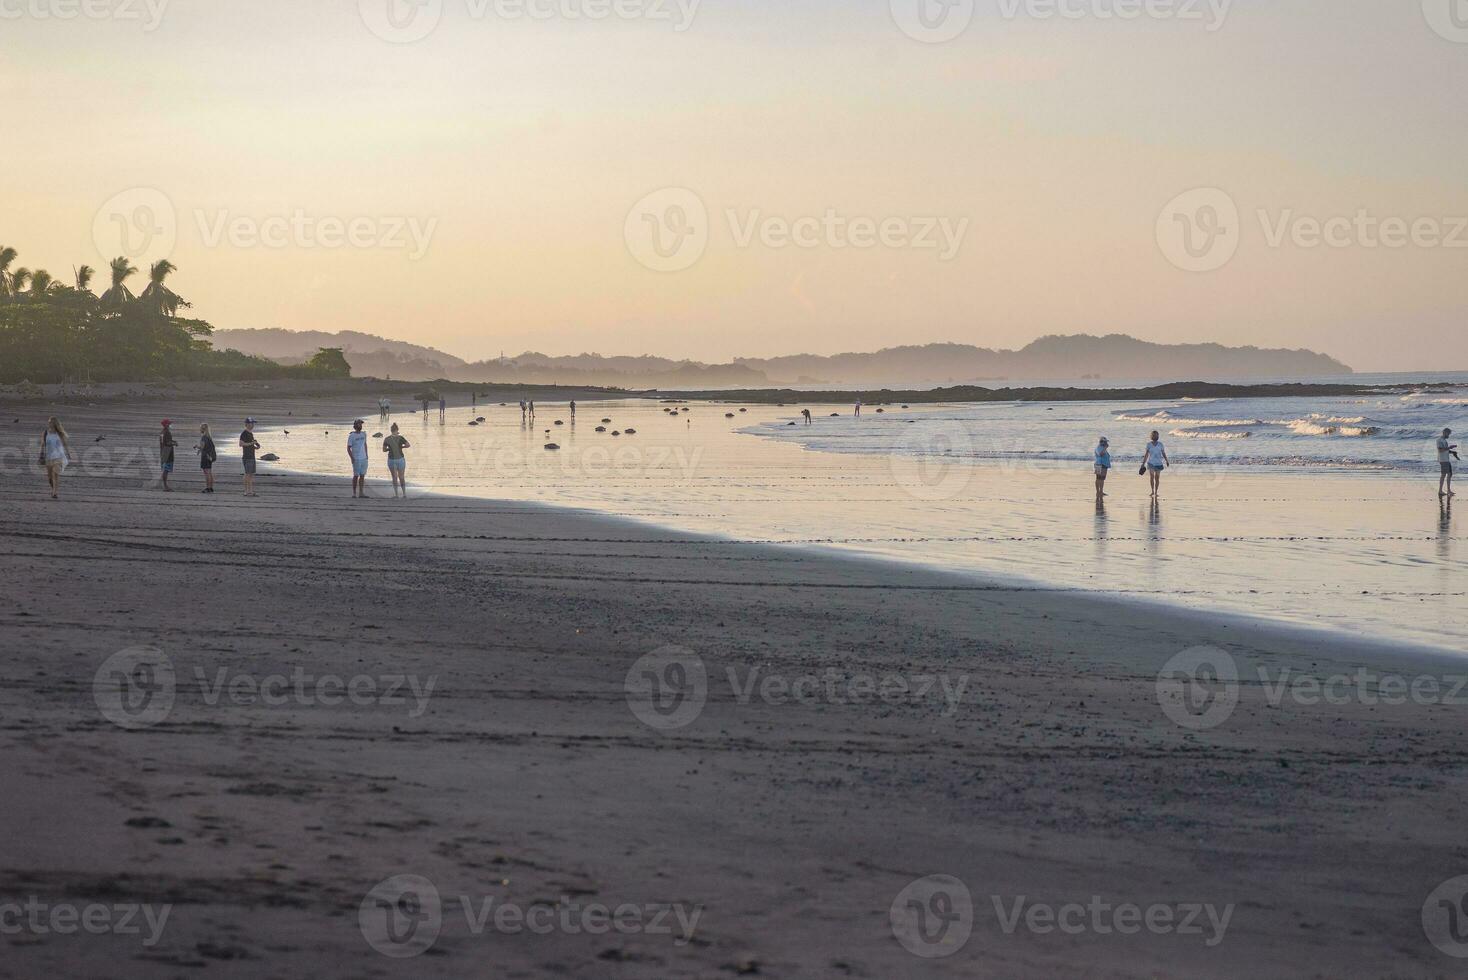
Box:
[1094,465,1109,477]
[200,461,213,471]
[352,458,369,477]
[243,459,257,475]
[1443,462,1455,476]
[1149,464,1165,472]
[161,462,174,474]
[387,457,406,472]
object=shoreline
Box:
[3,389,1468,976]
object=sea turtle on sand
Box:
[595,426,607,433]
[544,443,560,451]
[261,453,280,462]
[624,428,636,435]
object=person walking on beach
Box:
[1143,430,1169,497]
[348,419,371,498]
[195,423,217,494]
[520,398,527,422]
[158,419,178,492]
[1439,428,1459,498]
[802,409,813,425]
[40,417,71,500]
[383,423,411,498]
[1094,437,1112,500]
[569,400,576,421]
[240,418,261,497]
[438,395,447,424]
[854,399,862,417]
[528,400,536,420]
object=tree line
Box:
[0,246,350,384]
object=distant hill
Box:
[737,335,1352,384]
[211,330,1352,387]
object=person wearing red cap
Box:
[159,420,178,492]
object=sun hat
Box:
[244,417,257,425]
[161,419,173,426]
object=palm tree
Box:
[28,269,56,299]
[99,256,137,311]
[9,267,31,297]
[138,259,189,316]
[73,265,95,293]
[0,247,16,300]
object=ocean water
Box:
[256,387,1468,652]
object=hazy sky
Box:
[5,0,1468,370]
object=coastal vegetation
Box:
[0,246,351,384]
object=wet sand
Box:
[2,392,1467,978]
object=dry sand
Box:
[1,391,1466,978]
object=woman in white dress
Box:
[41,417,72,500]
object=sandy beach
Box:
[3,387,1467,978]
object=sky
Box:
[4,0,1468,370]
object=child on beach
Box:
[1094,437,1112,499]
[240,419,261,497]
[383,424,411,498]
[195,423,217,493]
[40,417,71,500]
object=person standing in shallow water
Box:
[1143,430,1169,498]
[195,423,217,494]
[40,417,71,500]
[240,419,261,497]
[1094,437,1112,500]
[1439,428,1459,498]
[383,423,411,498]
